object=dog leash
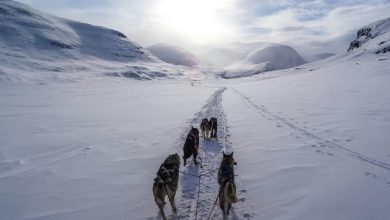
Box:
[163,182,180,220]
[194,170,202,220]
[206,186,223,220]
[194,145,210,220]
[179,170,202,178]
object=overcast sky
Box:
[18,0,390,52]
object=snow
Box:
[223,53,390,219]
[0,80,218,220]
[1,1,390,220]
[147,44,199,67]
[222,44,305,79]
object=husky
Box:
[200,118,210,139]
[218,152,237,220]
[153,153,180,220]
[209,117,218,138]
[182,127,200,166]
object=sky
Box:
[17,0,390,54]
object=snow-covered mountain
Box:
[0,0,154,62]
[347,17,390,54]
[147,44,199,67]
[222,44,305,78]
[0,0,192,82]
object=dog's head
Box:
[171,153,180,164]
[190,126,199,135]
[222,151,237,166]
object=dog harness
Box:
[155,155,179,184]
[218,163,234,186]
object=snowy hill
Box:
[0,0,191,82]
[347,17,390,54]
[0,0,153,61]
[222,44,305,78]
[147,44,199,67]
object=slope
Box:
[0,0,190,82]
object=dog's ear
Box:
[223,151,226,156]
[231,152,234,156]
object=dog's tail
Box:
[226,182,237,203]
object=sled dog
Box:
[182,127,200,166]
[218,152,237,219]
[209,117,218,138]
[200,118,210,139]
[153,153,180,220]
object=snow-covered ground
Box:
[1,1,390,220]
[0,79,219,220]
[1,51,389,220]
[223,53,390,220]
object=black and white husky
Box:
[153,153,180,220]
[218,152,237,220]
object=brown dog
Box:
[209,117,218,138]
[200,118,210,139]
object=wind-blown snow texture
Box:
[1,2,390,220]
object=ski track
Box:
[231,87,390,185]
[161,87,255,220]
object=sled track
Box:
[233,88,390,172]
[170,87,254,220]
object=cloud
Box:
[16,0,390,54]
[243,3,390,43]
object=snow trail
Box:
[169,87,254,220]
[232,88,390,172]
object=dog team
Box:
[153,117,238,220]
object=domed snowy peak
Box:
[245,44,305,70]
[147,44,199,67]
[223,44,305,79]
[348,17,390,54]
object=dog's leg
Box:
[222,209,228,220]
[193,155,199,165]
[171,196,177,213]
[193,150,199,165]
[224,199,230,219]
[160,208,167,220]
[155,196,167,220]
